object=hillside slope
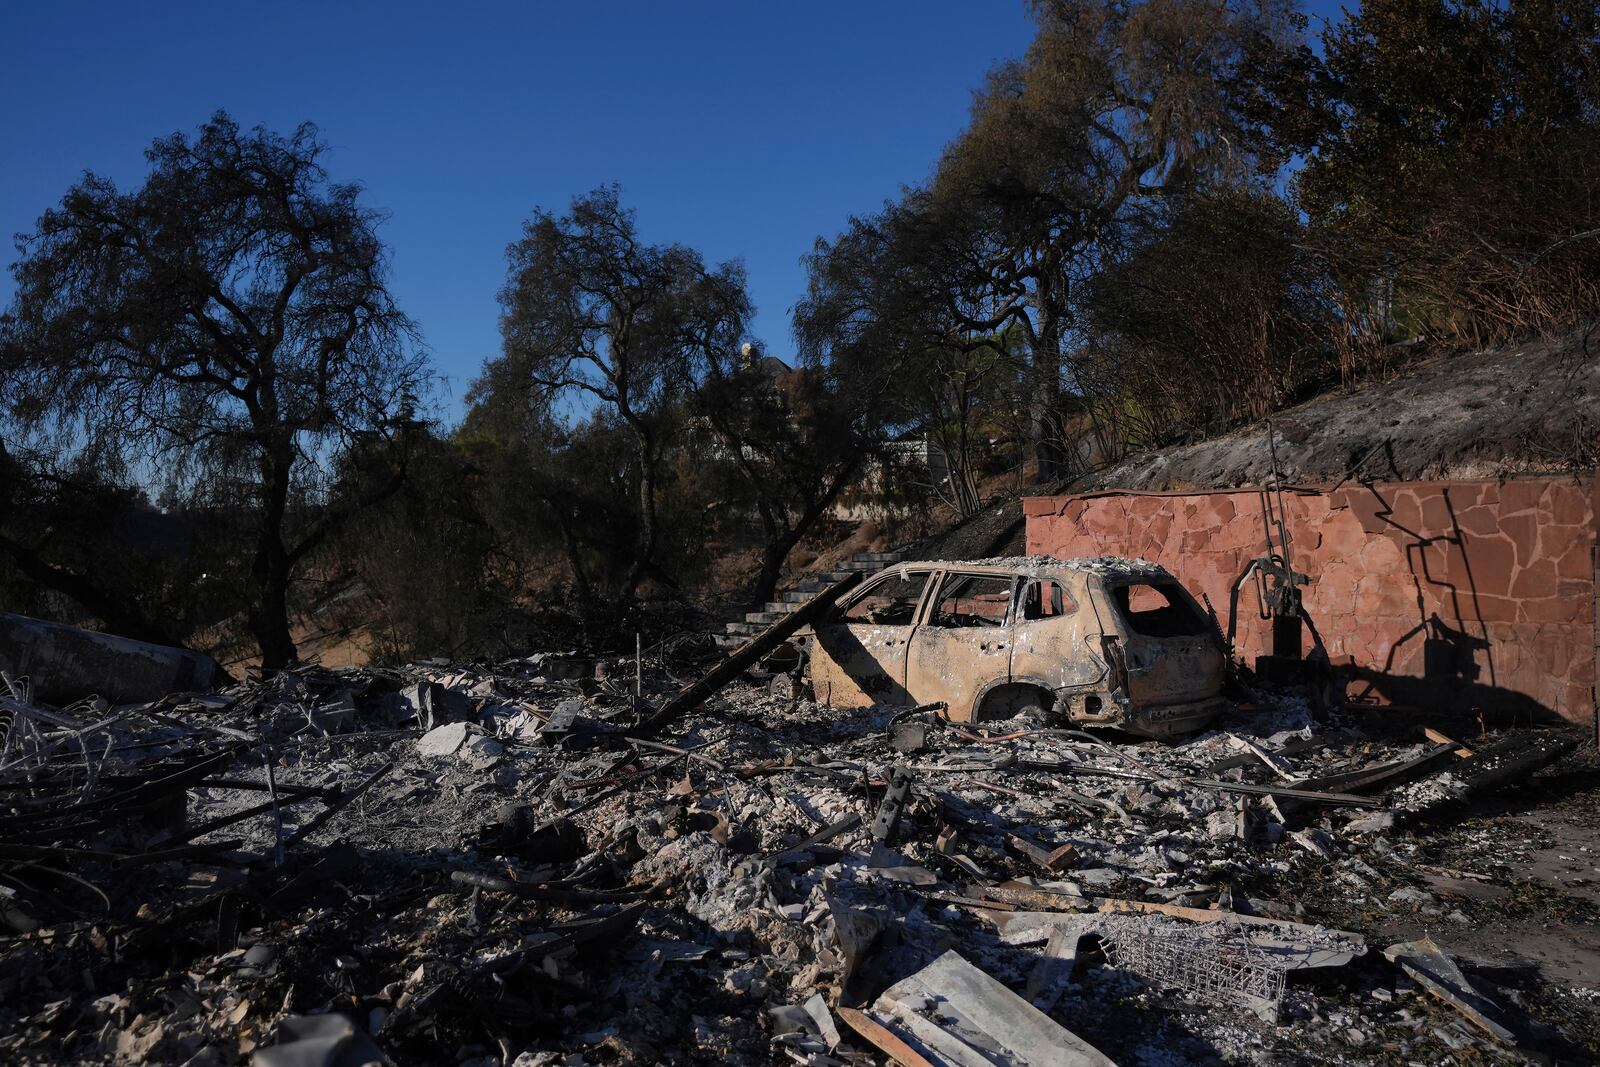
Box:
[1083,330,1597,492]
[907,329,1597,561]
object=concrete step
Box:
[762,602,799,614]
[796,575,857,591]
[724,621,764,636]
[717,631,811,650]
[780,591,811,603]
[745,611,788,625]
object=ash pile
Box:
[0,643,1595,1065]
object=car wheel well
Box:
[974,682,1055,722]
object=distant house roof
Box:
[749,352,794,386]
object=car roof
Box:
[876,555,1171,581]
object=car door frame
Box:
[809,566,938,707]
[905,567,1020,719]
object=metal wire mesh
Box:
[1101,921,1287,1022]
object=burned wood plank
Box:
[1423,727,1474,758]
[282,760,394,846]
[170,793,319,845]
[450,870,662,904]
[1018,757,1384,806]
[1384,936,1517,1044]
[763,812,861,865]
[1288,742,1458,795]
[976,880,1091,912]
[1093,895,1365,947]
[1226,732,1297,781]
[1205,731,1348,773]
[111,838,247,870]
[1179,777,1384,807]
[636,571,862,735]
[837,1005,938,1067]
[1452,732,1575,797]
[1006,831,1076,872]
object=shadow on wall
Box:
[1344,614,1554,723]
[1337,482,1563,725]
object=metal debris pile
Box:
[0,647,1592,1065]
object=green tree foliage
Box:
[494,185,748,599]
[1083,189,1336,442]
[1283,0,1600,345]
[0,112,427,669]
[691,346,880,605]
[928,0,1302,477]
[800,0,1304,487]
[458,376,650,603]
[330,426,495,663]
[795,194,1023,515]
[0,437,235,647]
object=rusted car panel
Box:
[809,568,932,706]
[807,557,1227,738]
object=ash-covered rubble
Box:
[0,646,1595,1066]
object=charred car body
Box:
[806,557,1227,738]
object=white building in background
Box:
[829,436,952,522]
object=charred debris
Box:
[0,602,1594,1066]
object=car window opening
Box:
[931,574,1012,628]
[841,573,928,626]
[1022,578,1074,620]
[1113,582,1209,638]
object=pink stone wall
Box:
[1024,477,1598,723]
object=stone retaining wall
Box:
[1024,477,1599,723]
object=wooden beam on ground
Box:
[1423,728,1474,758]
[837,1006,937,1067]
[635,571,863,736]
[1384,936,1517,1044]
[1093,895,1364,943]
[1287,742,1458,795]
[1180,777,1384,807]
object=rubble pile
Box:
[0,650,1595,1065]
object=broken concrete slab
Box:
[869,949,1116,1066]
[1290,827,1338,859]
[458,733,504,769]
[838,1005,938,1067]
[0,611,218,704]
[383,681,472,732]
[415,721,475,757]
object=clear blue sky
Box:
[1,2,1348,422]
[0,2,1042,419]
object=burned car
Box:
[806,556,1227,738]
